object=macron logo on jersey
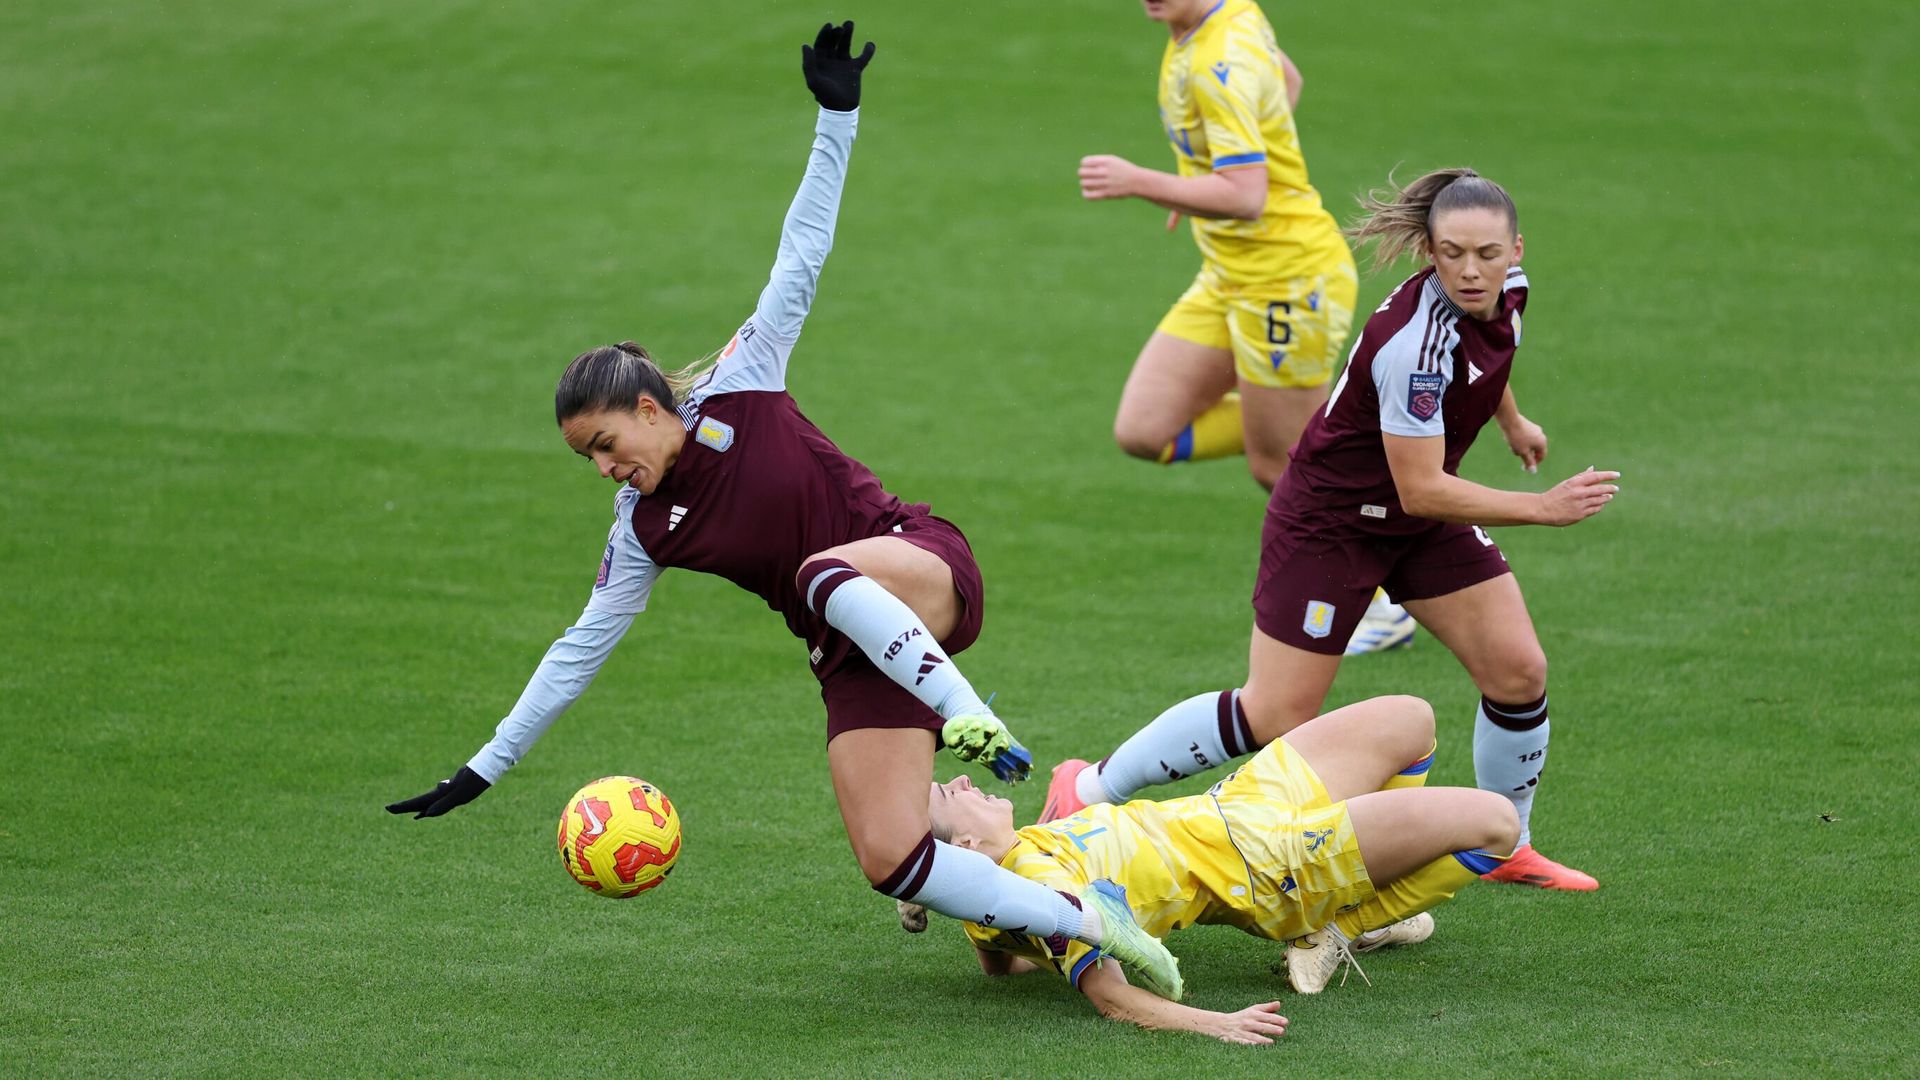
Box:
[668,505,689,531]
[1210,61,1230,85]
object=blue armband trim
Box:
[1213,152,1267,169]
[1069,949,1107,988]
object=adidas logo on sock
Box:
[668,505,689,531]
[914,652,944,685]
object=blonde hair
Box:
[554,341,719,421]
[659,345,721,404]
[1346,167,1519,272]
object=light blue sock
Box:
[1084,690,1253,803]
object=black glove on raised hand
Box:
[386,765,491,819]
[801,20,875,112]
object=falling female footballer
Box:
[385,22,1183,999]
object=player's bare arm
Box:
[1078,155,1266,220]
[1277,47,1302,109]
[1078,961,1289,1045]
[1383,432,1617,527]
[1494,385,1548,472]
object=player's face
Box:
[1427,207,1524,320]
[1140,0,1211,28]
[928,776,1015,845]
[559,398,684,495]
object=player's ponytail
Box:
[553,342,718,422]
[1347,167,1518,272]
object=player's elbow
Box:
[1395,481,1443,519]
[1084,987,1123,1019]
[1214,171,1266,220]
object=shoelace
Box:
[1331,933,1372,988]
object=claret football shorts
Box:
[812,513,985,743]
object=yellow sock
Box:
[1158,393,1244,463]
[1335,848,1494,938]
[1382,740,1435,791]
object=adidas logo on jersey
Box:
[668,505,689,531]
[1468,361,1484,384]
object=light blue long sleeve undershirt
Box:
[463,106,857,785]
[466,608,635,783]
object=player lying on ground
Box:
[383,22,1181,999]
[914,695,1518,1044]
[1043,169,1620,890]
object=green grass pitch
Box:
[3,0,1916,1075]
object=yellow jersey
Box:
[962,741,1373,987]
[1157,0,1351,285]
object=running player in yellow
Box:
[1082,0,1414,655]
[920,695,1519,1043]
[1081,0,1358,493]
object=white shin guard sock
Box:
[803,563,986,721]
[1086,689,1253,804]
[1473,696,1549,848]
[878,835,1088,943]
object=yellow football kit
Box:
[1153,0,1356,389]
[963,739,1373,987]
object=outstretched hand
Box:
[1078,154,1143,201]
[386,765,491,819]
[802,21,876,112]
[1538,467,1620,526]
[1208,1001,1290,1046]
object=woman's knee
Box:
[849,824,927,886]
[796,548,853,595]
[1245,450,1287,491]
[1113,416,1171,460]
[1470,790,1522,855]
[1381,694,1437,755]
[1482,647,1548,704]
[1238,684,1320,743]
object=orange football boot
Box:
[1039,759,1093,823]
[1480,845,1599,891]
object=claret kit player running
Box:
[385,23,1181,999]
[1044,169,1621,891]
[921,696,1520,1043]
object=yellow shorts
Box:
[1208,738,1374,940]
[1156,263,1358,390]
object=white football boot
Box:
[1345,591,1415,656]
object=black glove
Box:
[386,766,491,819]
[801,20,875,113]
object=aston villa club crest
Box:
[1303,600,1335,639]
[1408,372,1444,421]
[694,417,735,452]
